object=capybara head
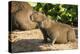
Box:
[31,12,46,23]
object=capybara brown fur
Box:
[9,1,38,31]
[40,18,76,44]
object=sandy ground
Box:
[9,29,78,53]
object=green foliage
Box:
[33,3,78,27]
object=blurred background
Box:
[29,2,78,27]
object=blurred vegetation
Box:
[33,3,78,27]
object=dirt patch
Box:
[9,29,78,53]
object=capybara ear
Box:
[30,14,34,21]
[46,18,51,22]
